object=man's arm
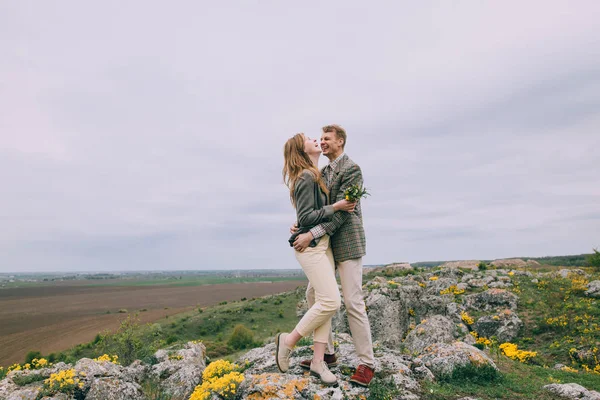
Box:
[318,163,363,236]
[306,163,362,240]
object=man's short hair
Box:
[322,124,347,149]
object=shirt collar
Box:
[327,152,345,171]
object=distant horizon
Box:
[0,251,593,275]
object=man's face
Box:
[320,131,344,159]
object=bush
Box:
[227,325,255,350]
[24,350,43,364]
[587,248,600,269]
[478,261,488,271]
[439,363,501,384]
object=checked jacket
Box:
[312,154,366,262]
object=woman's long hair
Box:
[283,133,329,207]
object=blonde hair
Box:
[322,124,347,149]
[283,133,329,207]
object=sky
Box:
[1,2,599,272]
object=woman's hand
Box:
[333,199,356,213]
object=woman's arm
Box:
[294,171,335,227]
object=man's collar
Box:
[328,152,346,168]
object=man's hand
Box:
[293,232,313,252]
[290,222,298,235]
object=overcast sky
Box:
[1,2,599,272]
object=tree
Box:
[587,248,600,269]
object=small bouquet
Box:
[344,184,370,202]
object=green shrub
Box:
[228,324,255,350]
[587,248,600,269]
[13,373,46,386]
[478,261,488,271]
[367,376,401,400]
[438,363,501,384]
[24,350,42,364]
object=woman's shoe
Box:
[275,332,293,372]
[310,360,338,386]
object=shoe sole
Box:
[275,333,287,373]
[300,361,338,370]
[309,371,338,387]
[349,378,370,387]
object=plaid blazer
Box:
[320,154,366,262]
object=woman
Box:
[276,133,355,386]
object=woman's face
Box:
[303,135,321,156]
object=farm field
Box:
[0,278,306,366]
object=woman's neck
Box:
[309,154,320,168]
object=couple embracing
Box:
[277,125,374,387]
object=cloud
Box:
[1,2,599,271]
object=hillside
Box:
[3,262,600,399]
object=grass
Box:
[47,288,305,364]
[421,355,600,399]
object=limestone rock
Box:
[558,269,588,279]
[440,260,480,270]
[543,383,600,400]
[365,289,408,347]
[464,289,518,312]
[86,378,144,400]
[416,341,497,378]
[491,258,528,268]
[585,281,600,298]
[403,315,457,355]
[473,309,523,342]
[151,341,207,399]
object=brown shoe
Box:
[299,353,338,370]
[349,364,375,387]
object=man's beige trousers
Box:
[306,256,375,368]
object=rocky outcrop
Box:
[403,315,459,355]
[441,260,480,270]
[543,383,600,399]
[415,341,497,378]
[370,262,413,274]
[473,309,523,342]
[585,281,600,298]
[491,258,528,268]
[464,289,518,312]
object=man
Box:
[292,124,375,387]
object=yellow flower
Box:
[429,276,438,281]
[499,342,537,363]
[461,311,474,325]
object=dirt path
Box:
[0,280,305,365]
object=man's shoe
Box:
[299,353,337,370]
[275,333,293,372]
[349,364,375,387]
[310,360,338,386]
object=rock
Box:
[543,383,600,400]
[86,378,145,400]
[464,289,518,312]
[4,387,41,400]
[403,315,457,355]
[237,339,420,400]
[491,258,528,268]
[488,281,512,289]
[151,341,207,399]
[585,281,600,298]
[554,363,566,370]
[531,278,539,284]
[558,269,588,279]
[370,262,413,274]
[440,260,480,270]
[416,341,498,379]
[365,289,408,347]
[437,267,464,280]
[426,277,459,296]
[473,309,523,342]
[74,358,123,380]
[123,360,148,383]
